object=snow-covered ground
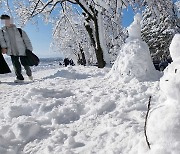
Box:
[0,62,161,154]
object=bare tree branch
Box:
[30,0,41,17]
[144,96,151,150]
[31,0,53,18]
[74,0,94,20]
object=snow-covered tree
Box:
[50,4,92,65]
[141,0,180,60]
[99,1,127,63]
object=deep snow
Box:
[0,62,160,154]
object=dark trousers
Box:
[11,56,32,80]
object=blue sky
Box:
[122,7,135,27]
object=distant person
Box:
[64,58,69,67]
[59,61,62,66]
[69,59,75,66]
[0,14,33,83]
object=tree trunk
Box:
[80,45,86,66]
[83,13,106,68]
[94,16,106,68]
[77,44,86,66]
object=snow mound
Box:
[13,121,41,141]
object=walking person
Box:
[0,14,33,83]
[64,58,69,67]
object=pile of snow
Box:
[147,34,180,153]
[108,13,160,82]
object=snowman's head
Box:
[127,13,142,40]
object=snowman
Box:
[109,13,159,82]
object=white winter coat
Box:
[0,25,33,56]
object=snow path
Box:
[0,65,160,154]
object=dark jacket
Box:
[0,53,11,74]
